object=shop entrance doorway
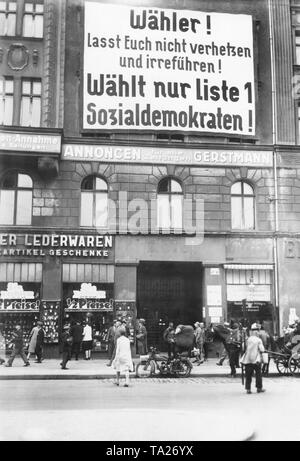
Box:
[137,262,203,351]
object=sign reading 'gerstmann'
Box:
[83,3,255,135]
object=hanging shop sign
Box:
[83,3,255,135]
[0,233,114,259]
[0,131,61,154]
[62,144,272,168]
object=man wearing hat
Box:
[225,323,241,377]
[35,321,45,364]
[136,319,148,355]
[60,324,73,370]
[241,323,266,394]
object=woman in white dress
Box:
[112,328,133,387]
[82,322,93,360]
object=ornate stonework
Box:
[7,44,29,71]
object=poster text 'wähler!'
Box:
[83,4,255,135]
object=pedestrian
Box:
[27,322,40,362]
[112,327,134,387]
[107,320,122,366]
[0,323,6,365]
[70,320,83,361]
[241,323,266,394]
[203,324,214,361]
[107,320,117,366]
[193,322,205,365]
[225,323,241,377]
[5,325,30,367]
[136,318,148,355]
[35,321,45,363]
[258,325,271,375]
[216,322,230,366]
[82,321,93,360]
[60,324,73,370]
[163,321,175,359]
[121,318,131,337]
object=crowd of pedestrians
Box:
[2,315,300,394]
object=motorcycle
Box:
[135,346,193,378]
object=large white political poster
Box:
[83,3,255,135]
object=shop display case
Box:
[0,283,41,352]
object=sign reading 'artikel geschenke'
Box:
[0,234,113,258]
[83,3,255,135]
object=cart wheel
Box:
[276,359,291,375]
[135,360,155,378]
[288,357,300,376]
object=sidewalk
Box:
[0,357,280,380]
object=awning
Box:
[224,264,274,270]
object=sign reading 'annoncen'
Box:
[83,3,255,135]
[62,144,272,167]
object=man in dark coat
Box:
[136,319,148,355]
[163,322,175,359]
[214,322,241,376]
[35,321,45,363]
[70,320,83,361]
[225,323,241,377]
[5,325,30,367]
[60,324,73,370]
[107,320,117,365]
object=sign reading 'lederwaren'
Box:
[83,3,255,135]
[62,144,272,167]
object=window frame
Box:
[22,1,44,38]
[20,78,42,127]
[0,171,33,226]
[0,0,17,36]
[80,175,108,228]
[231,180,255,231]
[0,76,14,126]
[157,177,184,231]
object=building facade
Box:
[0,0,299,356]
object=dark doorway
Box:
[137,262,203,351]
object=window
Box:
[231,181,255,230]
[23,2,43,38]
[157,177,183,230]
[296,32,300,65]
[80,176,108,228]
[0,77,14,125]
[0,1,16,36]
[0,172,33,225]
[20,79,41,127]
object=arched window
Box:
[231,181,255,230]
[0,172,33,225]
[80,175,108,227]
[157,177,183,230]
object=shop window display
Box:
[0,282,41,352]
[63,282,114,354]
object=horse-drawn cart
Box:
[266,336,300,376]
